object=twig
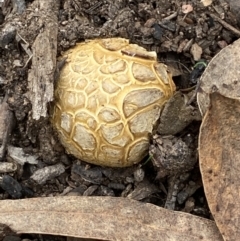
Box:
[209,13,240,37]
[163,11,178,21]
[163,60,191,73]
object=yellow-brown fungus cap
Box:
[52,38,175,167]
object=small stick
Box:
[209,13,240,37]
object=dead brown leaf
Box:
[199,92,240,241]
[0,196,223,241]
[197,38,240,116]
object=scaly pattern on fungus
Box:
[52,38,175,167]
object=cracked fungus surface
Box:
[52,38,175,167]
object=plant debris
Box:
[1,0,240,240]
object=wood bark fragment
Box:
[0,96,15,160]
[27,0,59,120]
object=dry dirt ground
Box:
[0,0,240,240]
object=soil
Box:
[0,0,240,240]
